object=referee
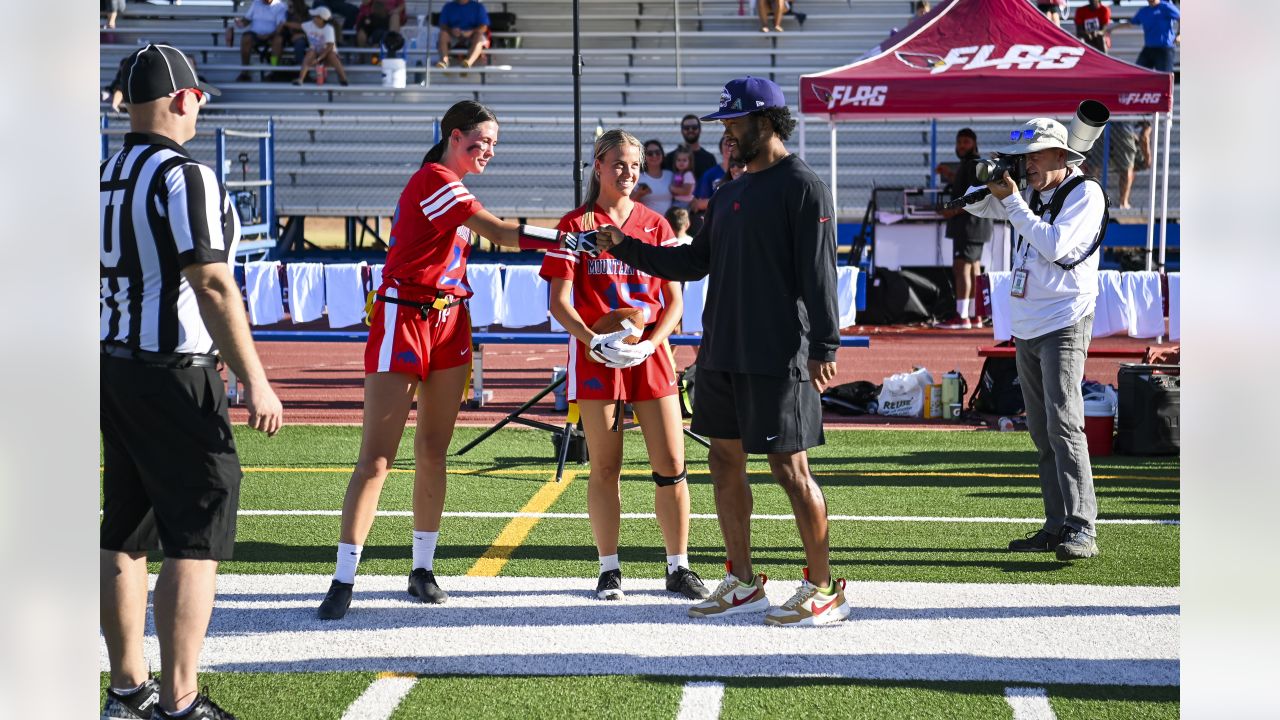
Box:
[99,45,282,720]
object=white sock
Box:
[957,299,973,318]
[666,554,688,574]
[167,699,199,717]
[599,553,620,574]
[412,531,439,571]
[110,681,147,695]
[334,542,362,584]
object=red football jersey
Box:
[383,162,482,299]
[540,202,677,328]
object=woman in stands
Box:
[317,100,579,619]
[631,139,674,216]
[540,129,710,602]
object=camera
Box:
[974,154,1027,187]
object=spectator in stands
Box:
[935,128,994,330]
[312,0,360,35]
[1074,0,1111,53]
[435,0,490,70]
[1035,0,1064,26]
[1083,121,1152,209]
[293,6,350,85]
[664,115,717,181]
[285,0,317,64]
[355,0,406,53]
[103,0,126,29]
[669,147,697,210]
[758,0,784,32]
[634,140,674,215]
[692,133,732,215]
[913,1,930,18]
[1109,0,1180,73]
[728,160,746,181]
[665,207,693,245]
[227,0,290,81]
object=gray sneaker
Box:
[1055,527,1099,560]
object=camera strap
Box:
[1023,175,1110,271]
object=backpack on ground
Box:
[968,353,1024,416]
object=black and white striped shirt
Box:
[100,132,240,353]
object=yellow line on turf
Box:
[465,471,576,577]
[236,466,1177,482]
[376,671,418,679]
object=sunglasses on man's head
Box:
[170,87,208,106]
[1009,128,1036,142]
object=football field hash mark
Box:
[340,674,418,720]
[1004,686,1057,720]
[676,682,725,720]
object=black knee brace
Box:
[653,469,687,487]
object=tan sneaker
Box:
[763,569,851,627]
[687,563,770,618]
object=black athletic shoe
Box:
[665,566,711,600]
[595,568,624,600]
[101,678,160,719]
[1008,528,1063,552]
[317,579,354,620]
[407,568,449,604]
[151,694,237,720]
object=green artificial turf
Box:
[99,672,374,720]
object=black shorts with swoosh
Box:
[690,368,824,454]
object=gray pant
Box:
[1015,314,1098,537]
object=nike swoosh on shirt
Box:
[819,217,831,223]
[644,225,660,232]
[766,435,779,441]
[460,347,469,355]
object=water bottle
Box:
[551,367,569,411]
[316,65,326,85]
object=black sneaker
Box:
[407,568,449,604]
[102,678,160,719]
[152,694,236,720]
[1008,528,1062,552]
[1056,527,1100,560]
[665,566,711,600]
[317,579,354,620]
[595,568,624,600]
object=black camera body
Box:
[974,154,1027,188]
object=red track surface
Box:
[230,325,1160,429]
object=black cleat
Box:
[151,694,237,720]
[407,568,449,604]
[1008,528,1063,552]
[101,678,160,719]
[317,579,354,620]
[666,566,711,600]
[595,568,624,600]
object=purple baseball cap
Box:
[701,76,787,120]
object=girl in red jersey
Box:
[317,100,577,619]
[541,129,710,602]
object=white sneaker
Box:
[764,569,851,627]
[687,565,770,618]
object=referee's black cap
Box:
[702,77,787,120]
[122,44,221,105]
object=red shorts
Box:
[567,327,677,403]
[364,286,472,380]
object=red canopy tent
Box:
[797,0,1176,266]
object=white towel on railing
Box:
[323,262,367,328]
[467,263,504,326]
[370,264,384,293]
[836,266,859,329]
[681,278,708,333]
[1092,270,1129,338]
[1124,271,1164,338]
[285,262,326,323]
[986,271,1013,342]
[500,266,548,328]
[1168,272,1180,341]
[244,261,285,326]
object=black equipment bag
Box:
[551,423,589,464]
[1115,364,1180,455]
[968,351,1025,416]
[820,380,881,416]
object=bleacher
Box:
[100,0,1180,229]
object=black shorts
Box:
[100,356,243,560]
[690,368,824,454]
[953,238,985,262]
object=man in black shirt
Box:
[936,128,994,329]
[663,113,718,180]
[595,77,849,627]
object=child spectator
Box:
[293,6,350,85]
[669,147,696,210]
[664,207,692,246]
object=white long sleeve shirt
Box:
[964,167,1105,340]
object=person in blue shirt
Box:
[435,0,490,69]
[1109,0,1180,73]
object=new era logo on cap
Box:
[702,76,787,120]
[123,44,221,105]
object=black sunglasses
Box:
[645,149,663,156]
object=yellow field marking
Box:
[465,471,576,577]
[376,671,419,679]
[236,466,1178,482]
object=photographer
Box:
[962,118,1106,562]
[935,128,994,329]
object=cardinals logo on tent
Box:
[895,51,947,71]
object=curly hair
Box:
[756,107,797,141]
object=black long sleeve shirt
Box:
[609,154,839,380]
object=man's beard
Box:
[730,119,764,164]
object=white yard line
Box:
[1005,687,1058,720]
[676,682,725,720]
[340,675,418,720]
[234,509,1180,526]
[110,576,1180,687]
